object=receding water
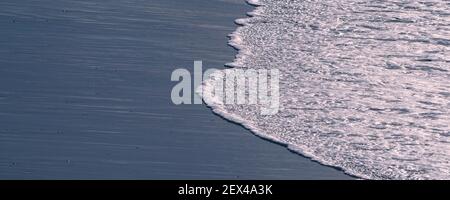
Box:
[203,0,450,179]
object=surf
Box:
[201,0,450,179]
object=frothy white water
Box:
[202,0,450,179]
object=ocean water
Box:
[202,0,450,179]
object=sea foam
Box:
[201,0,450,179]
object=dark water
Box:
[0,0,351,179]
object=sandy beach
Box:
[0,0,351,179]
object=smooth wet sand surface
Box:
[0,0,351,179]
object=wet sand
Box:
[0,0,352,179]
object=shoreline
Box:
[203,0,360,179]
[0,0,352,179]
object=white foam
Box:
[201,0,450,179]
[246,0,263,6]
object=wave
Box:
[200,0,450,179]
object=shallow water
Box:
[203,0,450,179]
